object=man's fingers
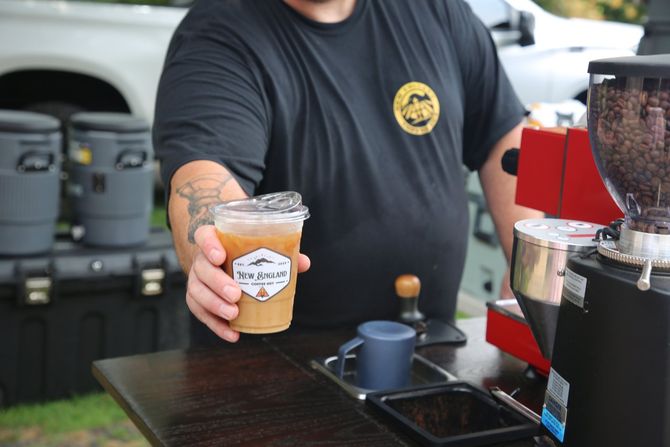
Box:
[298,253,311,273]
[186,293,240,343]
[192,252,242,304]
[193,225,225,266]
[187,273,239,321]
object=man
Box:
[154,0,541,345]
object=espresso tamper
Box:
[395,274,428,339]
[394,274,467,346]
[395,274,425,323]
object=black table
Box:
[93,318,548,446]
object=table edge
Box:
[92,361,163,447]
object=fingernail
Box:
[219,303,236,320]
[224,330,237,341]
[223,285,240,302]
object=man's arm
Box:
[479,123,544,296]
[168,160,248,342]
[169,160,248,272]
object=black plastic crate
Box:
[0,229,188,408]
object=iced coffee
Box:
[211,192,309,334]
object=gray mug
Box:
[335,320,416,390]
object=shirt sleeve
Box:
[444,0,526,171]
[153,13,270,196]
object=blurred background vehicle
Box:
[467,0,643,105]
[0,0,186,126]
[0,0,645,129]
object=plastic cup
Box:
[211,192,309,334]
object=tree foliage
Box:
[534,0,647,23]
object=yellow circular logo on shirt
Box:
[393,82,440,136]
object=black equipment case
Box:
[0,229,188,408]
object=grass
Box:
[0,393,147,446]
[455,310,470,319]
[150,205,167,228]
[0,394,127,435]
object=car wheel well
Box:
[0,69,131,115]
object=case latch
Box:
[141,268,165,296]
[24,277,52,305]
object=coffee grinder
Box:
[541,54,670,446]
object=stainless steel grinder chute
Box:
[0,110,61,255]
[510,218,599,360]
[68,113,153,247]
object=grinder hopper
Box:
[588,55,670,267]
[510,219,599,359]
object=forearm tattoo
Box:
[176,173,233,243]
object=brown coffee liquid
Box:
[217,231,301,334]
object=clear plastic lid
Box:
[210,191,309,224]
[587,55,670,234]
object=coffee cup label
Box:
[232,248,291,302]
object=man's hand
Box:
[187,225,311,343]
[188,225,242,342]
[168,160,312,343]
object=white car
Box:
[467,0,643,105]
[0,0,185,123]
[0,0,643,124]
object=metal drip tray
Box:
[310,354,458,400]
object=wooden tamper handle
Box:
[395,274,426,324]
[395,274,421,298]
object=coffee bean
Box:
[590,78,670,233]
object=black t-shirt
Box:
[155,0,524,334]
